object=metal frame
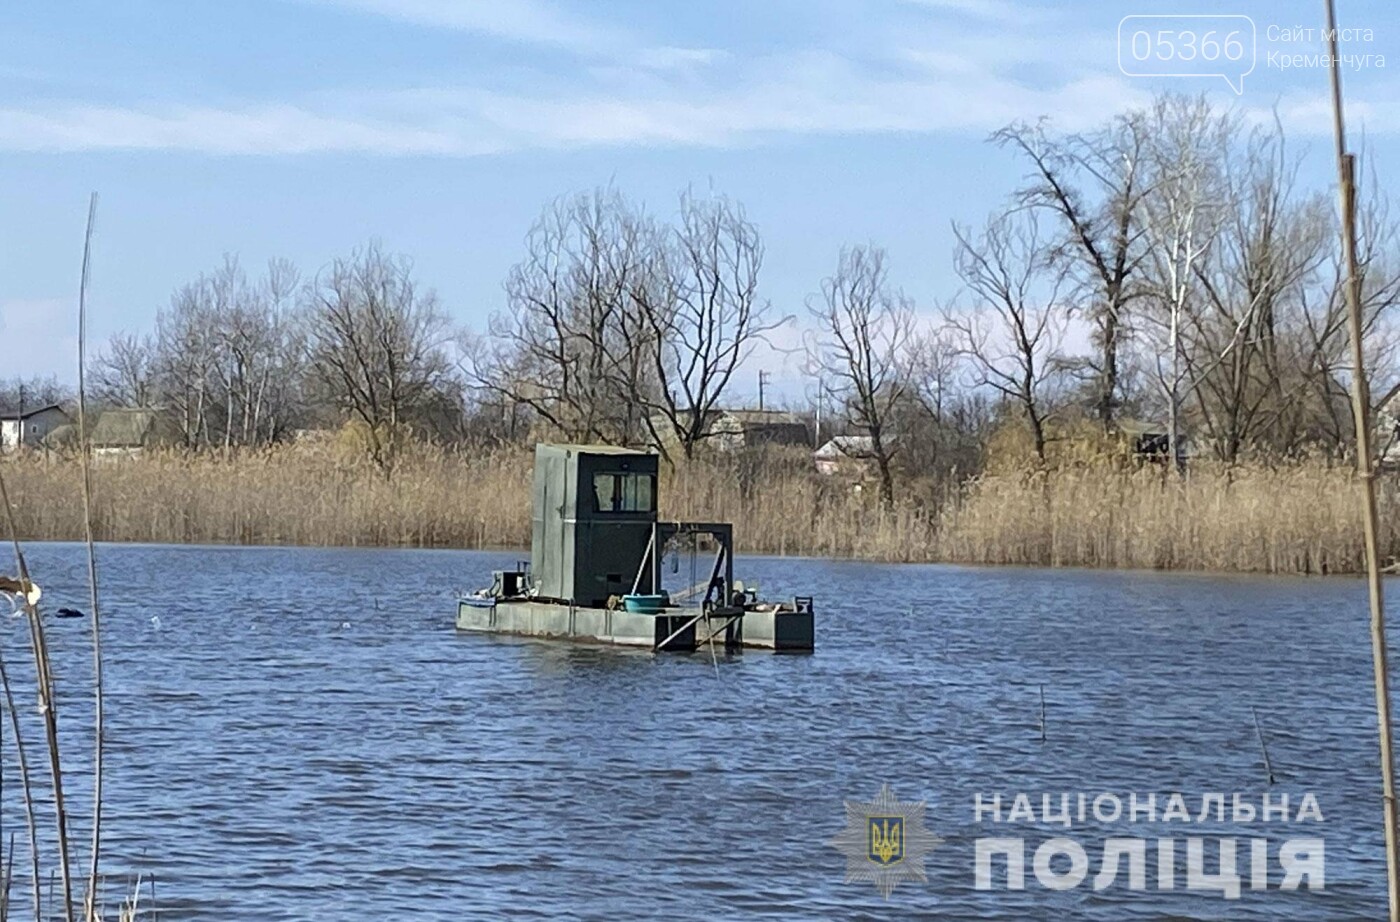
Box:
[629,521,735,610]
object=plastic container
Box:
[622,594,667,614]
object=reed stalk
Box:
[0,653,42,921]
[0,465,75,922]
[76,192,106,922]
[1325,3,1400,916]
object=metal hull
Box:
[456,599,814,652]
[457,599,698,651]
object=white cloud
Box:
[898,0,1053,25]
[0,48,1154,156]
[300,0,626,52]
[9,1,1391,159]
[0,103,492,156]
[634,46,730,72]
[10,65,1384,159]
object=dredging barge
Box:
[456,443,815,652]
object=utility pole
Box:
[1326,2,1400,918]
[16,383,23,452]
[758,370,770,412]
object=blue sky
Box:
[3,0,1398,400]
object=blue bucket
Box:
[622,594,667,614]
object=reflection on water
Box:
[0,544,1390,919]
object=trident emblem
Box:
[868,816,903,866]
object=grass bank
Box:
[2,444,1392,575]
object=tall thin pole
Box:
[1325,3,1400,918]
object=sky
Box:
[3,0,1399,402]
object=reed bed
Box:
[940,462,1390,574]
[3,444,1395,575]
[2,444,533,549]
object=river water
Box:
[0,543,1391,919]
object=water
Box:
[0,543,1391,919]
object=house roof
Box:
[649,408,806,433]
[0,403,65,421]
[716,409,804,427]
[89,408,162,447]
[43,409,174,450]
[814,435,875,459]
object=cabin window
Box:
[592,472,655,513]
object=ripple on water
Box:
[0,545,1388,920]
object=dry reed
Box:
[2,444,1394,575]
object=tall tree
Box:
[154,278,219,447]
[92,332,157,407]
[947,211,1067,465]
[631,189,783,460]
[1135,95,1235,472]
[304,242,453,469]
[143,256,305,448]
[1298,156,1400,455]
[993,112,1151,431]
[473,188,655,443]
[807,245,913,507]
[1185,122,1329,461]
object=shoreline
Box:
[13,533,1378,581]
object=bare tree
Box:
[473,188,655,443]
[215,257,304,447]
[1135,95,1236,471]
[807,245,914,507]
[631,189,783,461]
[907,324,961,422]
[252,257,308,444]
[947,211,1067,464]
[994,112,1152,431]
[304,242,454,469]
[154,279,218,448]
[896,323,970,488]
[147,256,305,449]
[92,332,157,407]
[1184,121,1329,461]
[1299,155,1400,455]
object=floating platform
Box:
[456,597,814,652]
[453,443,816,653]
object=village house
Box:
[44,407,181,457]
[0,403,69,453]
[813,435,876,477]
[651,408,810,454]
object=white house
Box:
[0,404,69,453]
[813,435,876,476]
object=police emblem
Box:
[829,784,941,898]
[869,816,903,865]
